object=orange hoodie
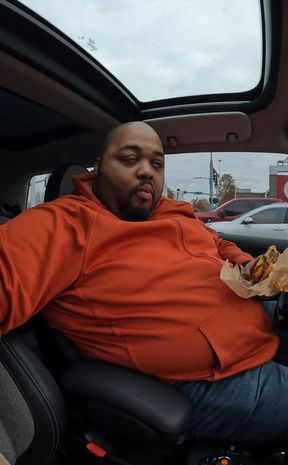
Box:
[0,172,278,382]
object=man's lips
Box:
[135,184,154,201]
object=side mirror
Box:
[218,209,225,218]
[242,216,253,225]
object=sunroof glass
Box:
[20,0,262,102]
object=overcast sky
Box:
[22,0,262,100]
[165,151,286,202]
[20,0,285,198]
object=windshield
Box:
[164,151,286,210]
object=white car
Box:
[208,203,288,240]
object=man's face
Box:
[93,123,165,221]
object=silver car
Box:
[208,203,288,240]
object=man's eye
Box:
[122,157,136,165]
[152,160,163,169]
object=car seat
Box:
[0,164,86,464]
[30,316,193,465]
[44,163,89,202]
[35,163,193,464]
[28,163,288,465]
[0,330,66,465]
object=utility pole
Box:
[218,159,222,177]
[217,160,222,201]
[209,152,214,210]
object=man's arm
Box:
[207,226,253,265]
[0,201,89,334]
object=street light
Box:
[191,177,210,197]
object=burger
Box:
[248,245,279,284]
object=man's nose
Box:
[136,160,154,179]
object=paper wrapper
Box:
[0,453,11,465]
[220,247,288,298]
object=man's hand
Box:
[239,259,256,278]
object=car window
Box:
[27,173,51,208]
[252,200,276,209]
[250,208,287,224]
[224,201,250,216]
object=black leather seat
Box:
[0,331,66,465]
[0,216,9,224]
[31,163,192,464]
[20,163,288,465]
[0,164,86,464]
[44,163,89,203]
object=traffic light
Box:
[209,197,218,205]
[213,168,219,188]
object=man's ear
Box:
[94,157,102,175]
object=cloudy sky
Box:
[164,151,285,202]
[20,0,284,198]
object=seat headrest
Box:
[44,163,88,202]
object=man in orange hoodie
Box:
[0,121,286,445]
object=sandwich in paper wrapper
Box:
[220,245,288,298]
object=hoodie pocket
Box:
[198,301,275,372]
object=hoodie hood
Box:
[72,170,98,203]
[72,170,199,221]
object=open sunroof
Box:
[19,0,263,103]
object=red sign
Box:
[277,173,288,201]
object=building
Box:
[269,157,288,200]
[235,188,268,198]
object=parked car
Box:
[209,203,288,240]
[2,1,288,465]
[196,197,283,223]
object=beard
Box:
[119,203,153,222]
[92,170,157,222]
